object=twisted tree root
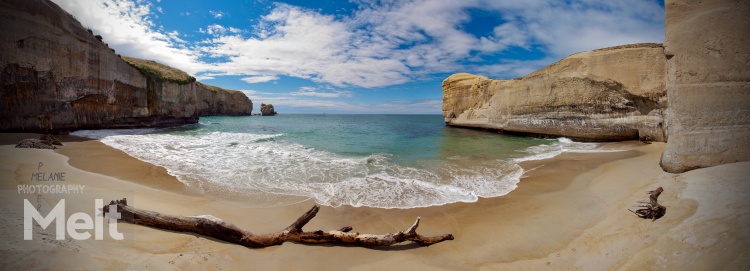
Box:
[629,187,666,221]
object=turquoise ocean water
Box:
[73,114,621,209]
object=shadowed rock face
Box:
[659,0,750,173]
[260,104,277,116]
[195,83,253,117]
[0,0,252,133]
[442,43,667,142]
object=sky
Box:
[52,0,665,114]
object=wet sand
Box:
[0,134,748,270]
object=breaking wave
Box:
[97,131,524,208]
[75,122,631,209]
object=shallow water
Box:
[73,114,624,208]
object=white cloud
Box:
[202,0,663,85]
[53,0,664,87]
[195,75,215,81]
[202,4,413,88]
[200,24,226,35]
[241,86,439,113]
[244,94,360,111]
[468,57,557,79]
[244,95,440,114]
[166,30,185,43]
[495,0,664,57]
[209,10,226,19]
[51,0,210,75]
[240,75,279,84]
[290,87,354,98]
[199,24,245,36]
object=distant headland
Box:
[0,0,253,133]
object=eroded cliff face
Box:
[443,43,667,142]
[659,0,750,173]
[0,0,252,133]
[196,83,253,116]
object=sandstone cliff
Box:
[443,43,667,142]
[196,83,253,116]
[0,0,252,133]
[122,57,252,117]
[659,0,750,173]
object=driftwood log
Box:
[103,198,454,248]
[629,187,666,220]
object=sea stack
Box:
[260,104,277,116]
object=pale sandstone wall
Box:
[659,0,750,173]
[0,0,252,132]
[443,44,667,142]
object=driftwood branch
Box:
[103,198,454,248]
[629,187,666,220]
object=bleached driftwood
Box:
[104,198,454,248]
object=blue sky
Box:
[52,0,665,114]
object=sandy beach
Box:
[1,134,748,270]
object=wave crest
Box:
[100,131,523,209]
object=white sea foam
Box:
[97,131,524,209]
[71,128,161,139]
[86,129,638,209]
[513,137,631,162]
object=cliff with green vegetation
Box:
[0,0,252,133]
[121,57,196,85]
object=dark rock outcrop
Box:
[16,138,57,149]
[40,134,62,146]
[196,83,253,116]
[260,104,277,116]
[15,134,62,149]
[0,0,252,133]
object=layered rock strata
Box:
[0,0,252,133]
[659,0,750,173]
[443,43,667,142]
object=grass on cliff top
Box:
[198,82,240,94]
[122,56,196,84]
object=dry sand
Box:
[0,135,748,270]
